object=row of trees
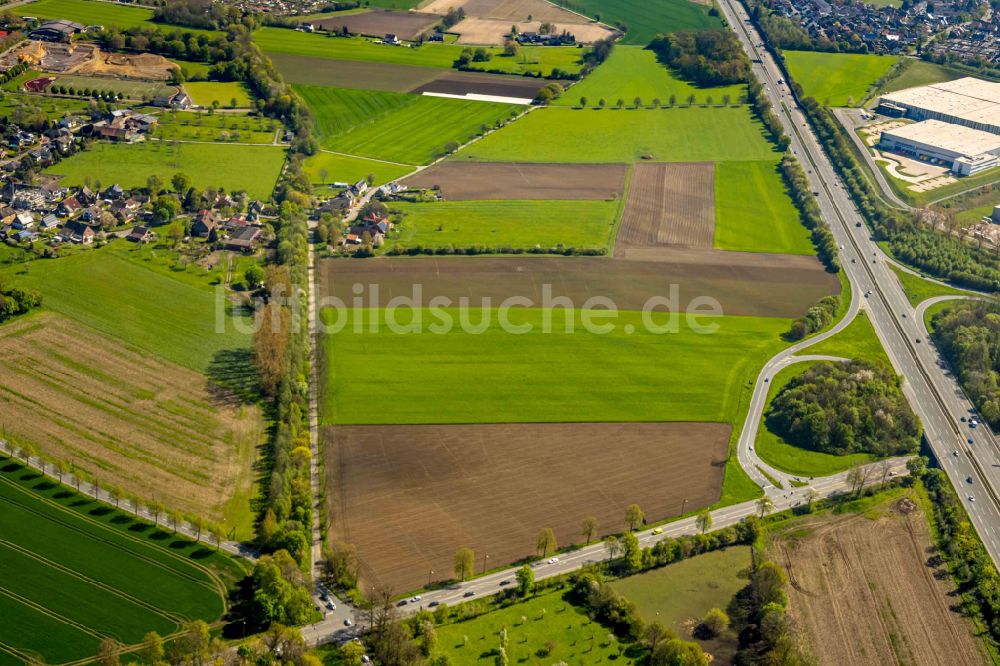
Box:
[930,301,1000,428]
[648,30,750,87]
[777,154,839,272]
[787,295,839,340]
[766,360,922,456]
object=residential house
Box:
[126,226,157,243]
[61,219,94,244]
[103,184,125,200]
[192,210,217,237]
[12,212,34,230]
[384,33,400,45]
[58,195,82,217]
[77,186,96,205]
[224,226,262,253]
[39,213,59,230]
[350,179,368,197]
[0,206,16,227]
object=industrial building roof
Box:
[880,77,1000,129]
[882,119,1000,157]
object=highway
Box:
[718,0,1000,561]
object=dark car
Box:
[463,590,476,598]
[397,600,408,607]
[428,600,440,607]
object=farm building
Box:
[879,119,1000,176]
[29,19,85,42]
[877,77,1000,135]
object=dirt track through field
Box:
[310,11,441,40]
[318,254,838,319]
[618,162,715,250]
[0,313,260,521]
[325,422,729,592]
[775,501,988,666]
[402,161,627,199]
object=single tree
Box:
[96,638,121,666]
[615,98,625,109]
[146,174,162,195]
[805,488,820,511]
[536,527,557,557]
[652,97,661,107]
[598,98,606,108]
[168,509,181,533]
[210,524,224,550]
[622,531,642,572]
[906,455,928,479]
[624,503,644,530]
[193,515,207,541]
[454,547,474,581]
[581,516,598,544]
[668,93,677,106]
[604,535,621,560]
[245,264,265,289]
[139,631,164,665]
[700,608,729,637]
[722,93,731,106]
[696,508,712,534]
[686,93,696,106]
[579,96,587,108]
[149,500,165,526]
[755,496,774,518]
[515,564,534,596]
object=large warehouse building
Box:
[877,77,1000,135]
[879,119,1000,175]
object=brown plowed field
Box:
[423,0,587,23]
[310,10,441,40]
[618,162,715,250]
[409,70,545,99]
[269,54,441,91]
[0,313,262,522]
[451,17,613,44]
[774,499,988,666]
[324,422,729,592]
[317,254,838,319]
[402,162,627,199]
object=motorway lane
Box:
[718,0,1000,562]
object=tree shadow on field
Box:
[33,481,56,492]
[191,548,214,560]
[129,522,153,534]
[53,490,73,500]
[1,463,21,473]
[71,498,93,507]
[89,506,113,517]
[205,347,260,406]
[19,472,40,482]
[149,529,171,541]
[111,515,133,526]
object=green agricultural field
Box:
[321,308,789,424]
[296,84,521,164]
[886,263,975,307]
[304,151,414,186]
[184,81,254,108]
[171,58,215,78]
[21,0,218,34]
[0,459,242,665]
[783,50,899,107]
[561,0,724,45]
[755,361,876,476]
[714,160,813,255]
[610,546,749,657]
[0,242,251,372]
[553,46,745,108]
[806,310,889,366]
[460,106,780,163]
[153,110,280,144]
[254,27,583,76]
[45,141,285,198]
[879,59,967,93]
[432,589,636,664]
[51,75,173,99]
[387,199,620,250]
[0,93,92,120]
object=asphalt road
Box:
[718,0,1000,562]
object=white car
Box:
[547,557,559,564]
[409,595,422,603]
[968,495,976,502]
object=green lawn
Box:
[879,59,967,94]
[254,27,583,76]
[296,84,521,164]
[22,0,218,35]
[45,141,285,199]
[171,58,215,79]
[183,81,254,108]
[433,589,636,664]
[0,459,240,664]
[459,106,780,163]
[887,263,976,307]
[2,69,42,92]
[50,75,171,99]
[387,199,620,250]
[806,310,889,366]
[610,546,749,637]
[562,0,724,45]
[553,46,745,108]
[755,361,876,476]
[0,93,92,119]
[714,160,813,255]
[784,50,899,106]
[321,308,790,424]
[0,242,251,372]
[152,110,279,144]
[304,151,414,186]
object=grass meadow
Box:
[386,199,620,250]
[879,59,966,93]
[22,0,219,35]
[296,84,521,164]
[0,242,251,372]
[304,151,414,186]
[45,141,285,198]
[714,160,814,255]
[564,0,724,44]
[253,28,584,76]
[183,81,255,108]
[806,310,889,365]
[51,75,172,99]
[0,459,241,664]
[459,106,780,163]
[554,46,745,109]
[320,308,790,425]
[783,50,899,107]
[887,263,978,307]
[433,589,636,664]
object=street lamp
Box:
[482,553,490,574]
[681,498,688,515]
[428,569,434,586]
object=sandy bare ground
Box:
[451,17,613,44]
[310,10,441,40]
[325,422,729,592]
[0,313,261,522]
[422,0,589,23]
[775,499,989,666]
[402,161,627,199]
[318,254,839,319]
[618,162,715,250]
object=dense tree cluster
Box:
[0,280,41,323]
[649,30,750,86]
[787,295,839,340]
[767,360,921,456]
[249,550,320,626]
[778,154,838,271]
[931,302,1000,427]
[152,0,251,31]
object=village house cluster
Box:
[313,179,405,250]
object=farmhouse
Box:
[192,210,217,237]
[224,225,262,252]
[29,19,85,43]
[879,119,1000,175]
[126,226,157,243]
[877,77,1000,135]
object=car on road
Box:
[969,495,975,502]
[968,437,974,444]
[428,600,440,607]
[409,596,422,603]
[326,601,336,611]
[547,557,559,564]
[954,450,959,456]
[499,580,510,586]
[856,222,862,227]
[652,527,664,535]
[968,476,974,484]
[961,416,967,422]
[463,590,476,597]
[397,600,407,607]
[971,419,979,427]
[915,338,921,343]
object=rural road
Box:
[720,0,1000,565]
